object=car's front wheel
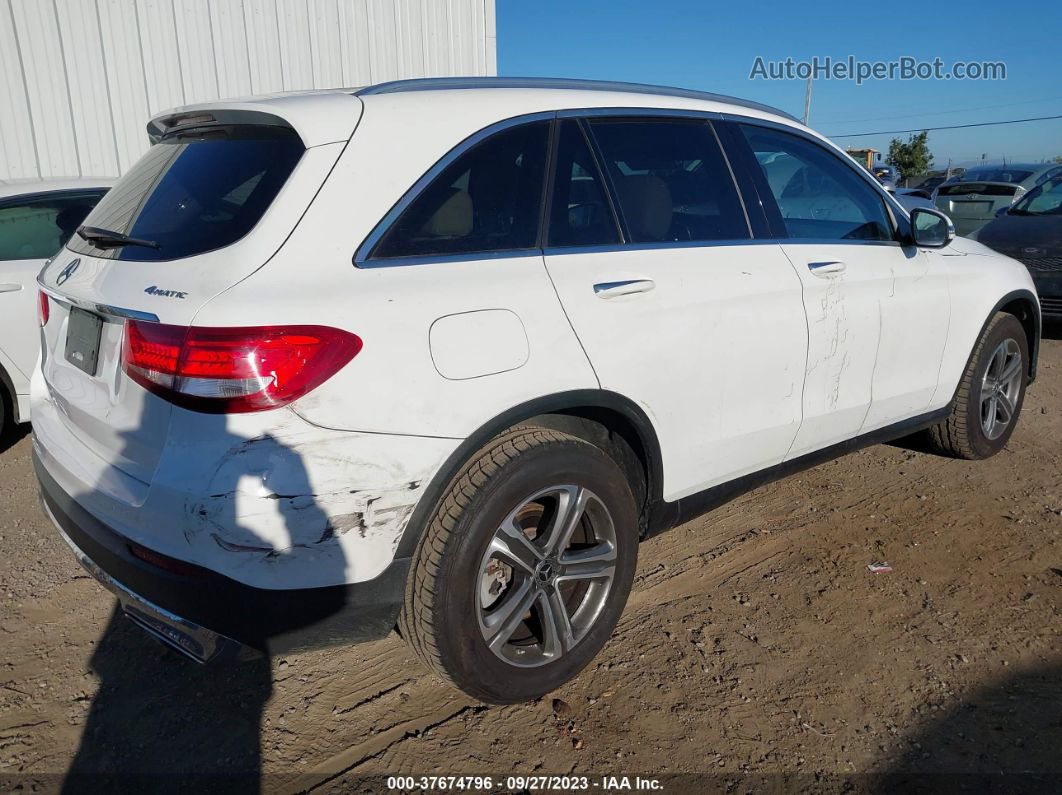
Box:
[927,312,1028,459]
[399,426,639,704]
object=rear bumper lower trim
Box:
[50,512,237,663]
[35,447,409,656]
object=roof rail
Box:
[355,77,799,122]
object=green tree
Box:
[886,131,933,180]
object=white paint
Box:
[781,242,894,458]
[545,245,808,500]
[0,0,496,179]
[429,310,529,380]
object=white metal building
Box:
[0,0,497,180]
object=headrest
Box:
[55,204,95,238]
[618,175,672,241]
[421,189,473,238]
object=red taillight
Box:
[38,291,49,326]
[122,321,362,413]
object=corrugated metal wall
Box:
[0,0,497,180]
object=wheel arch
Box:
[395,390,664,558]
[994,289,1041,382]
[0,361,15,427]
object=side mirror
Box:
[910,207,955,248]
[995,206,1009,217]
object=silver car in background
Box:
[0,178,110,436]
[935,163,1062,236]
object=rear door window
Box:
[0,190,107,261]
[547,120,621,247]
[587,118,750,243]
[68,126,303,261]
[370,121,549,259]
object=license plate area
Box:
[65,307,104,376]
[948,200,992,217]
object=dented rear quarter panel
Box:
[33,387,459,589]
[148,408,460,589]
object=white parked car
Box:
[0,179,110,437]
[33,79,1040,703]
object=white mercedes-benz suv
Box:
[34,78,1040,704]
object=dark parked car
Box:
[901,174,949,199]
[971,175,1062,318]
[935,163,1062,236]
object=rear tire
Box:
[0,383,11,445]
[399,426,639,704]
[927,312,1028,459]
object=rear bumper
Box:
[35,448,409,656]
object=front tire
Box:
[399,426,639,704]
[927,312,1028,459]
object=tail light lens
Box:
[38,291,49,326]
[122,321,362,413]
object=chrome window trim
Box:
[542,237,903,258]
[356,235,906,271]
[353,111,556,267]
[557,107,723,121]
[355,248,542,269]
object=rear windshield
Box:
[68,126,303,261]
[938,182,1018,197]
[956,168,1033,184]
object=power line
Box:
[829,114,1062,138]
[817,94,1062,126]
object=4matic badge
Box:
[144,285,188,299]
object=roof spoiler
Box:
[146,109,296,144]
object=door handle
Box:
[807,261,846,276]
[593,279,655,299]
[0,283,23,294]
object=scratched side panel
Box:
[780,242,893,459]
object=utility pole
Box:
[802,76,813,126]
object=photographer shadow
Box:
[878,659,1062,793]
[61,410,350,793]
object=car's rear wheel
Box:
[927,312,1028,459]
[0,382,11,444]
[399,426,639,704]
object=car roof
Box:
[963,163,1050,173]
[149,76,803,147]
[0,177,114,200]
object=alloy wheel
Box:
[476,485,617,668]
[980,338,1023,441]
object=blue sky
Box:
[497,0,1062,168]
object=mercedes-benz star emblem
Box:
[55,258,80,286]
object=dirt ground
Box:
[2,327,1059,793]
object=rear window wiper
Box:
[76,226,160,250]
